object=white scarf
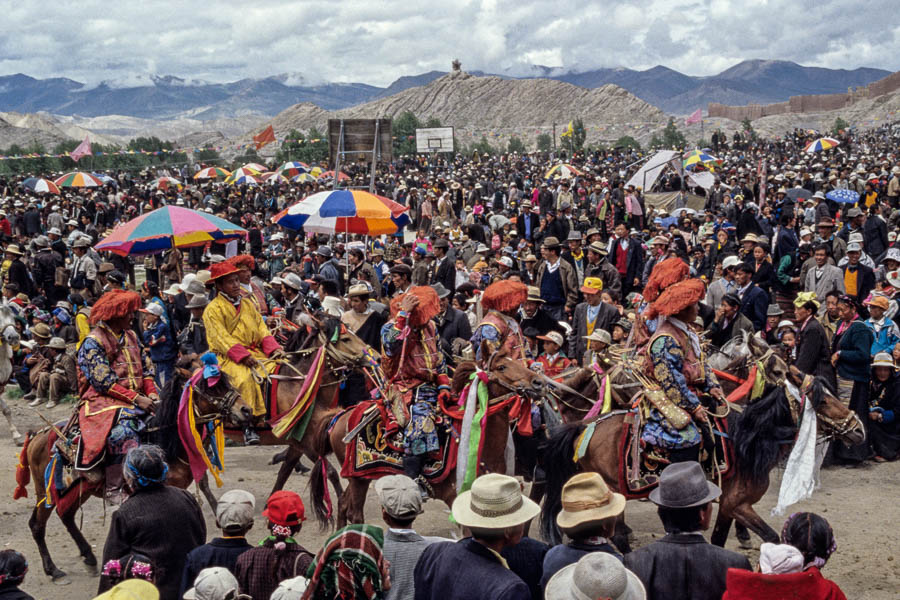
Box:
[546,258,561,273]
[667,316,702,357]
[773,381,825,515]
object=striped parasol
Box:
[55,171,105,187]
[194,167,231,180]
[272,189,410,235]
[279,161,310,177]
[22,177,61,194]
[149,176,183,191]
[544,164,583,179]
[225,167,262,184]
[95,205,247,256]
[683,149,722,171]
[804,137,840,153]
[291,173,317,184]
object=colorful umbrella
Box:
[55,171,105,188]
[261,172,289,184]
[309,166,324,178]
[194,167,231,180]
[279,161,309,177]
[683,149,722,171]
[22,177,61,195]
[804,137,840,153]
[95,206,247,256]
[826,189,860,204]
[225,167,261,184]
[228,174,261,186]
[291,173,317,184]
[544,164,583,179]
[149,176,183,191]
[317,170,350,182]
[273,190,410,235]
[240,162,266,173]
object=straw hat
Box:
[545,552,645,600]
[556,473,625,531]
[451,473,540,529]
[4,244,23,256]
[872,352,896,369]
[525,286,544,303]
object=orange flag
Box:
[253,125,276,150]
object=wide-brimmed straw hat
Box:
[545,552,646,600]
[451,473,540,529]
[872,352,896,369]
[556,473,625,530]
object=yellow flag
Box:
[561,120,574,138]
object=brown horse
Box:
[312,344,546,527]
[540,365,865,549]
[14,369,242,584]
[222,314,373,502]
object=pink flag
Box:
[685,109,702,125]
[69,136,91,162]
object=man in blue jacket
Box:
[734,263,769,331]
[414,474,539,600]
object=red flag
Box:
[253,125,276,150]
[685,109,702,126]
[69,136,91,162]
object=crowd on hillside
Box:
[4,122,900,599]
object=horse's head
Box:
[317,315,374,369]
[481,342,545,400]
[788,366,866,445]
[191,370,246,427]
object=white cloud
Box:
[0,0,897,88]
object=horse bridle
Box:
[784,377,862,441]
[190,383,240,426]
[483,352,541,402]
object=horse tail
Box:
[13,431,32,500]
[540,422,585,545]
[308,455,335,529]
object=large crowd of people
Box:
[4,121,900,599]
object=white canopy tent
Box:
[625,150,682,191]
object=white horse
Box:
[0,305,23,443]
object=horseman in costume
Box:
[229,254,277,317]
[203,261,285,445]
[380,286,451,488]
[75,289,158,504]
[470,280,529,367]
[642,278,727,463]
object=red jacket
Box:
[722,567,847,600]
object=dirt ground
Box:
[1,395,898,600]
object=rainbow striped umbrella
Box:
[804,137,840,153]
[544,164,583,179]
[149,176,183,191]
[291,173,317,184]
[55,171,105,188]
[273,189,410,235]
[683,149,722,171]
[95,205,247,256]
[261,172,289,184]
[279,161,309,177]
[225,167,261,184]
[22,177,61,195]
[240,162,266,173]
[194,167,231,180]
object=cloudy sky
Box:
[2,0,898,86]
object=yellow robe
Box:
[203,294,280,417]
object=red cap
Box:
[262,490,306,526]
[208,261,240,282]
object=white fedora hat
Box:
[545,552,646,600]
[451,473,540,529]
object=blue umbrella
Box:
[826,189,860,204]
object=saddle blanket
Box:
[44,427,101,518]
[618,413,733,500]
[340,401,457,482]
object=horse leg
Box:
[29,504,69,583]
[270,444,305,496]
[734,522,752,548]
[710,507,734,547]
[732,503,779,544]
[0,396,21,443]
[197,473,218,515]
[337,479,370,526]
[60,509,98,575]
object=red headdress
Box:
[645,278,706,320]
[90,290,142,325]
[228,254,255,271]
[390,286,441,327]
[643,257,690,303]
[209,261,240,282]
[481,280,528,313]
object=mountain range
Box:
[0,60,891,121]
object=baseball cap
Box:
[183,567,240,600]
[271,576,310,600]
[538,331,565,347]
[262,490,306,526]
[374,474,424,519]
[215,489,255,531]
[140,303,164,317]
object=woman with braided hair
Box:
[98,445,206,600]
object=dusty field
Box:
[1,395,897,600]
